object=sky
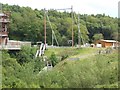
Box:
[0,0,119,17]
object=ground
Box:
[41,47,118,88]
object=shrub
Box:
[49,52,58,67]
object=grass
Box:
[45,47,101,58]
[39,48,118,88]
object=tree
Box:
[2,3,118,45]
[93,33,104,41]
[16,46,35,65]
[111,32,118,41]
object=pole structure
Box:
[71,6,74,47]
[52,30,53,46]
[78,14,81,48]
[44,8,46,48]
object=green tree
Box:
[16,46,35,65]
[93,33,104,41]
[2,3,118,45]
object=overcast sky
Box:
[0,0,119,17]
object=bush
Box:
[61,54,69,61]
[16,46,36,65]
[49,52,58,67]
[38,50,118,88]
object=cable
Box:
[46,12,59,46]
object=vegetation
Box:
[93,33,104,41]
[2,47,44,88]
[2,46,118,88]
[38,49,118,88]
[1,3,119,88]
[2,4,118,46]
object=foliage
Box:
[49,52,58,67]
[2,46,44,88]
[93,33,104,41]
[38,50,118,88]
[1,3,119,88]
[2,46,118,88]
[16,46,36,65]
[2,4,118,45]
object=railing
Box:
[0,32,8,34]
[0,44,21,50]
[0,32,8,36]
[0,19,10,22]
[0,40,32,50]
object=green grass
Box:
[45,47,100,58]
[39,48,118,88]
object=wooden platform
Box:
[0,45,21,50]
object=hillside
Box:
[1,3,119,88]
[2,46,118,88]
[2,4,118,46]
[38,48,118,88]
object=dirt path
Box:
[68,53,96,60]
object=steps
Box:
[35,43,46,58]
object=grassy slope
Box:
[45,47,100,58]
[39,47,118,88]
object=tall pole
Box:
[78,14,81,48]
[52,30,53,46]
[44,8,46,48]
[71,6,74,47]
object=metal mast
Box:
[78,14,81,48]
[54,6,74,47]
[71,6,74,47]
[46,13,59,46]
[44,8,46,48]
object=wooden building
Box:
[0,12,31,50]
[95,40,119,48]
[0,13,10,46]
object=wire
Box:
[74,13,85,45]
[46,12,59,46]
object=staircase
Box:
[35,43,46,58]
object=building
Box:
[95,39,119,48]
[0,12,13,50]
[0,12,31,50]
[0,13,10,45]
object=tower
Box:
[0,12,10,46]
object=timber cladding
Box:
[95,40,118,48]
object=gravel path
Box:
[68,53,96,60]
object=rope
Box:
[46,12,59,46]
[74,13,85,45]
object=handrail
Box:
[0,18,10,22]
[0,44,21,50]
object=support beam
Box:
[44,6,73,47]
[71,6,74,47]
[78,14,81,48]
[44,8,46,48]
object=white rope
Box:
[74,13,85,45]
[46,12,59,46]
